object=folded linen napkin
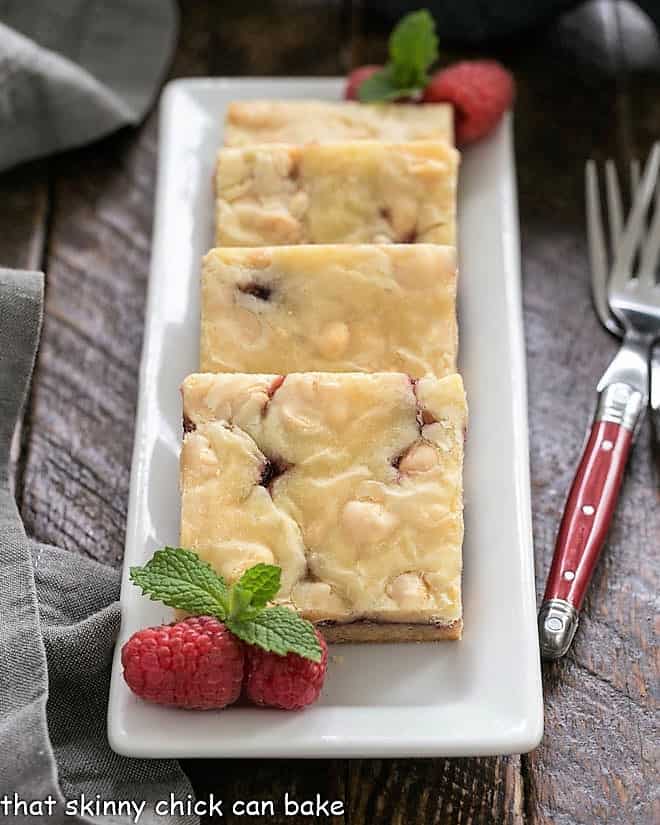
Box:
[0,269,198,825]
[0,0,177,172]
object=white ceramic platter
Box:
[108,78,543,758]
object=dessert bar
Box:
[180,371,466,641]
[200,244,458,378]
[224,100,453,146]
[214,140,459,247]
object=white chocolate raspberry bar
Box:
[224,101,454,146]
[214,141,458,247]
[180,372,466,641]
[200,244,457,379]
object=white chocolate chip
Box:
[387,573,430,608]
[208,543,275,583]
[394,245,452,290]
[341,500,398,544]
[291,580,347,615]
[399,442,438,473]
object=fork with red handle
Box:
[538,144,660,659]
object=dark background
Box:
[2,1,658,823]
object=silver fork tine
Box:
[605,159,624,252]
[611,142,660,292]
[586,160,616,331]
[637,177,660,287]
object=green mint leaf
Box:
[227,606,323,662]
[233,563,282,613]
[389,9,438,89]
[129,547,229,619]
[228,584,255,619]
[358,67,406,103]
[357,10,438,102]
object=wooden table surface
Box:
[2,1,658,823]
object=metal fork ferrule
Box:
[538,599,579,659]
[595,382,645,431]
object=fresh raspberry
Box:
[121,616,244,710]
[344,65,382,100]
[245,630,328,710]
[422,60,515,145]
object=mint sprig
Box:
[358,10,439,103]
[129,549,322,662]
[232,563,281,612]
[228,606,322,660]
[130,548,230,617]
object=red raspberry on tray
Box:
[422,60,515,145]
[121,616,244,710]
[245,629,328,711]
[124,549,327,711]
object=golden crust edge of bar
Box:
[319,618,462,643]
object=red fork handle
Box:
[545,419,632,603]
[539,383,644,659]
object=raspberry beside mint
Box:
[422,60,515,145]
[121,616,244,710]
[245,629,328,710]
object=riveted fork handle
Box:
[538,383,644,659]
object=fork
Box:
[538,143,660,659]
[587,148,660,441]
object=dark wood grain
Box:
[17,125,156,564]
[1,0,657,823]
[186,760,346,825]
[348,758,525,825]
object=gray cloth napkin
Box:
[0,0,177,172]
[0,269,198,825]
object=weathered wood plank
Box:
[183,759,347,825]
[18,126,156,564]
[348,758,524,825]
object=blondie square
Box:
[224,100,453,146]
[200,244,457,378]
[180,371,466,641]
[214,140,459,247]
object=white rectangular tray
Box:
[108,78,543,758]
